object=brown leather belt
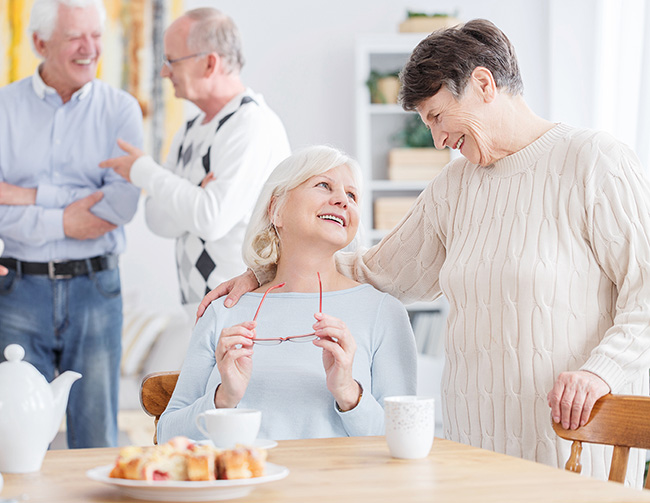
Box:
[0,254,118,279]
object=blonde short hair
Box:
[242,146,362,270]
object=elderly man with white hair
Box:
[0,0,142,448]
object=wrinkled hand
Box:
[0,182,36,205]
[99,139,145,183]
[312,313,361,411]
[547,370,610,430]
[63,192,117,240]
[214,321,256,408]
[200,172,216,188]
[196,269,258,322]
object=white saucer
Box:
[251,438,278,450]
[194,438,278,450]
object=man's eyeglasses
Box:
[162,52,207,71]
[250,273,322,346]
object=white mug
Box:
[195,409,261,448]
[384,396,435,459]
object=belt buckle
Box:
[47,261,73,280]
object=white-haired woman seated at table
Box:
[157,146,417,442]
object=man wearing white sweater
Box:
[101,7,290,311]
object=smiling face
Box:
[34,4,102,101]
[273,164,360,253]
[416,76,501,167]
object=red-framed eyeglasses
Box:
[250,272,322,346]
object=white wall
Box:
[121,0,552,310]
[188,0,550,152]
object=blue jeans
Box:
[0,266,122,448]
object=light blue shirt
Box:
[0,68,143,261]
[158,284,418,443]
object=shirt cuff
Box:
[130,155,158,191]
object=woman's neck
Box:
[262,252,357,293]
[494,95,555,157]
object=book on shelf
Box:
[388,148,450,181]
[373,197,418,230]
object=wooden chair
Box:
[140,371,180,444]
[552,393,650,488]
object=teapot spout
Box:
[49,371,82,442]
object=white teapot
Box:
[0,344,81,473]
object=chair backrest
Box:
[552,393,650,488]
[140,371,180,444]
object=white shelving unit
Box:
[354,31,449,342]
[355,33,448,437]
[355,33,429,242]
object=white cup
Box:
[384,396,435,459]
[195,409,261,448]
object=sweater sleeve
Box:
[157,305,221,443]
[134,127,188,239]
[581,142,650,392]
[133,112,278,242]
[336,293,418,436]
[336,175,449,304]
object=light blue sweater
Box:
[158,284,417,442]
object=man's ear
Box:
[204,52,220,77]
[33,33,47,58]
[470,66,497,103]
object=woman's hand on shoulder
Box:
[196,270,259,323]
[547,370,610,430]
[312,313,360,411]
[214,321,256,408]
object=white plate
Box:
[195,438,278,450]
[86,462,289,502]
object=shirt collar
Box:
[32,65,93,101]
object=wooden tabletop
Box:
[3,436,650,502]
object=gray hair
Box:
[400,18,523,110]
[243,146,363,270]
[185,8,244,74]
[28,0,106,55]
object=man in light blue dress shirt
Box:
[0,0,142,448]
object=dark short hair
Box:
[399,19,524,111]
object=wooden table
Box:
[3,436,650,502]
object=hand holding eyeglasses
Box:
[312,312,361,412]
[214,273,361,411]
[214,320,256,408]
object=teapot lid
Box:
[5,344,26,362]
[0,344,49,394]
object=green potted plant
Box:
[366,70,401,104]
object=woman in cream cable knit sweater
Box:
[199,20,650,485]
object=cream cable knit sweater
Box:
[338,123,650,485]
